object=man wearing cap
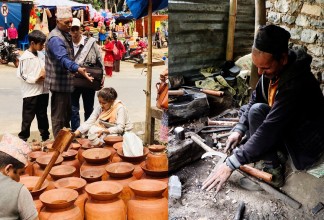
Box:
[0,133,38,220]
[202,24,324,192]
[44,6,93,138]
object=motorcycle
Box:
[121,39,145,64]
[0,42,20,68]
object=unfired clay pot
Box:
[85,181,126,220]
[128,179,168,220]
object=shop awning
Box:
[126,0,167,19]
[34,0,87,10]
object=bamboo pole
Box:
[144,0,153,144]
[250,0,266,89]
[226,0,237,61]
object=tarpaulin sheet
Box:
[0,3,22,29]
[126,0,167,19]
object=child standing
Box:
[16,30,50,142]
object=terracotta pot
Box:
[34,199,43,214]
[19,176,49,198]
[39,205,82,220]
[140,173,169,198]
[70,142,81,150]
[113,142,123,151]
[106,174,137,204]
[80,160,109,181]
[36,155,64,169]
[103,135,123,145]
[62,158,80,177]
[49,165,76,180]
[82,148,111,164]
[140,161,168,178]
[146,149,168,171]
[53,177,88,219]
[111,153,122,163]
[62,149,78,160]
[33,163,55,182]
[148,145,167,152]
[85,181,126,220]
[117,147,149,163]
[128,180,168,220]
[105,162,134,178]
[80,168,105,183]
[28,151,47,162]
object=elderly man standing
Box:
[202,25,324,192]
[45,6,93,137]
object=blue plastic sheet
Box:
[0,3,22,29]
[126,0,168,19]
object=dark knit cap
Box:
[254,25,291,55]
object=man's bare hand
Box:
[224,131,242,154]
[201,163,233,193]
[78,67,93,82]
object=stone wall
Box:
[266,0,324,91]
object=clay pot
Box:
[146,146,168,171]
[54,177,87,193]
[140,173,169,198]
[105,162,134,178]
[29,151,47,162]
[128,179,168,220]
[39,188,82,220]
[70,143,81,150]
[49,165,76,180]
[53,177,88,219]
[103,136,123,145]
[117,147,149,163]
[82,148,111,164]
[20,176,49,198]
[62,149,78,160]
[36,155,64,169]
[85,181,126,220]
[80,168,105,183]
[148,145,167,152]
[113,142,123,151]
[140,161,168,178]
[80,160,109,180]
[106,173,137,204]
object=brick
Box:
[296,15,310,27]
[301,29,318,43]
[301,4,322,16]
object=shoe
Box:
[263,165,285,188]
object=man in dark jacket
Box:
[202,25,324,191]
[44,6,93,137]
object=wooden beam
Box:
[133,61,165,69]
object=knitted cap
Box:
[254,25,291,55]
[0,133,31,165]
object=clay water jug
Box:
[146,145,168,171]
[54,177,88,219]
[85,181,126,220]
[128,179,168,220]
[105,162,136,203]
[39,188,82,220]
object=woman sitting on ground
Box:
[74,87,133,143]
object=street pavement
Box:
[0,59,166,139]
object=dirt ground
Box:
[169,157,324,220]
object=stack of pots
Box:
[61,149,80,177]
[80,148,111,182]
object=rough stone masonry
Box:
[266,0,324,93]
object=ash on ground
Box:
[168,158,322,220]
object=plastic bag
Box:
[122,132,143,156]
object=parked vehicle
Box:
[0,42,20,67]
[122,39,145,64]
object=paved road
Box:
[0,60,165,137]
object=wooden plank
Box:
[134,61,165,69]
